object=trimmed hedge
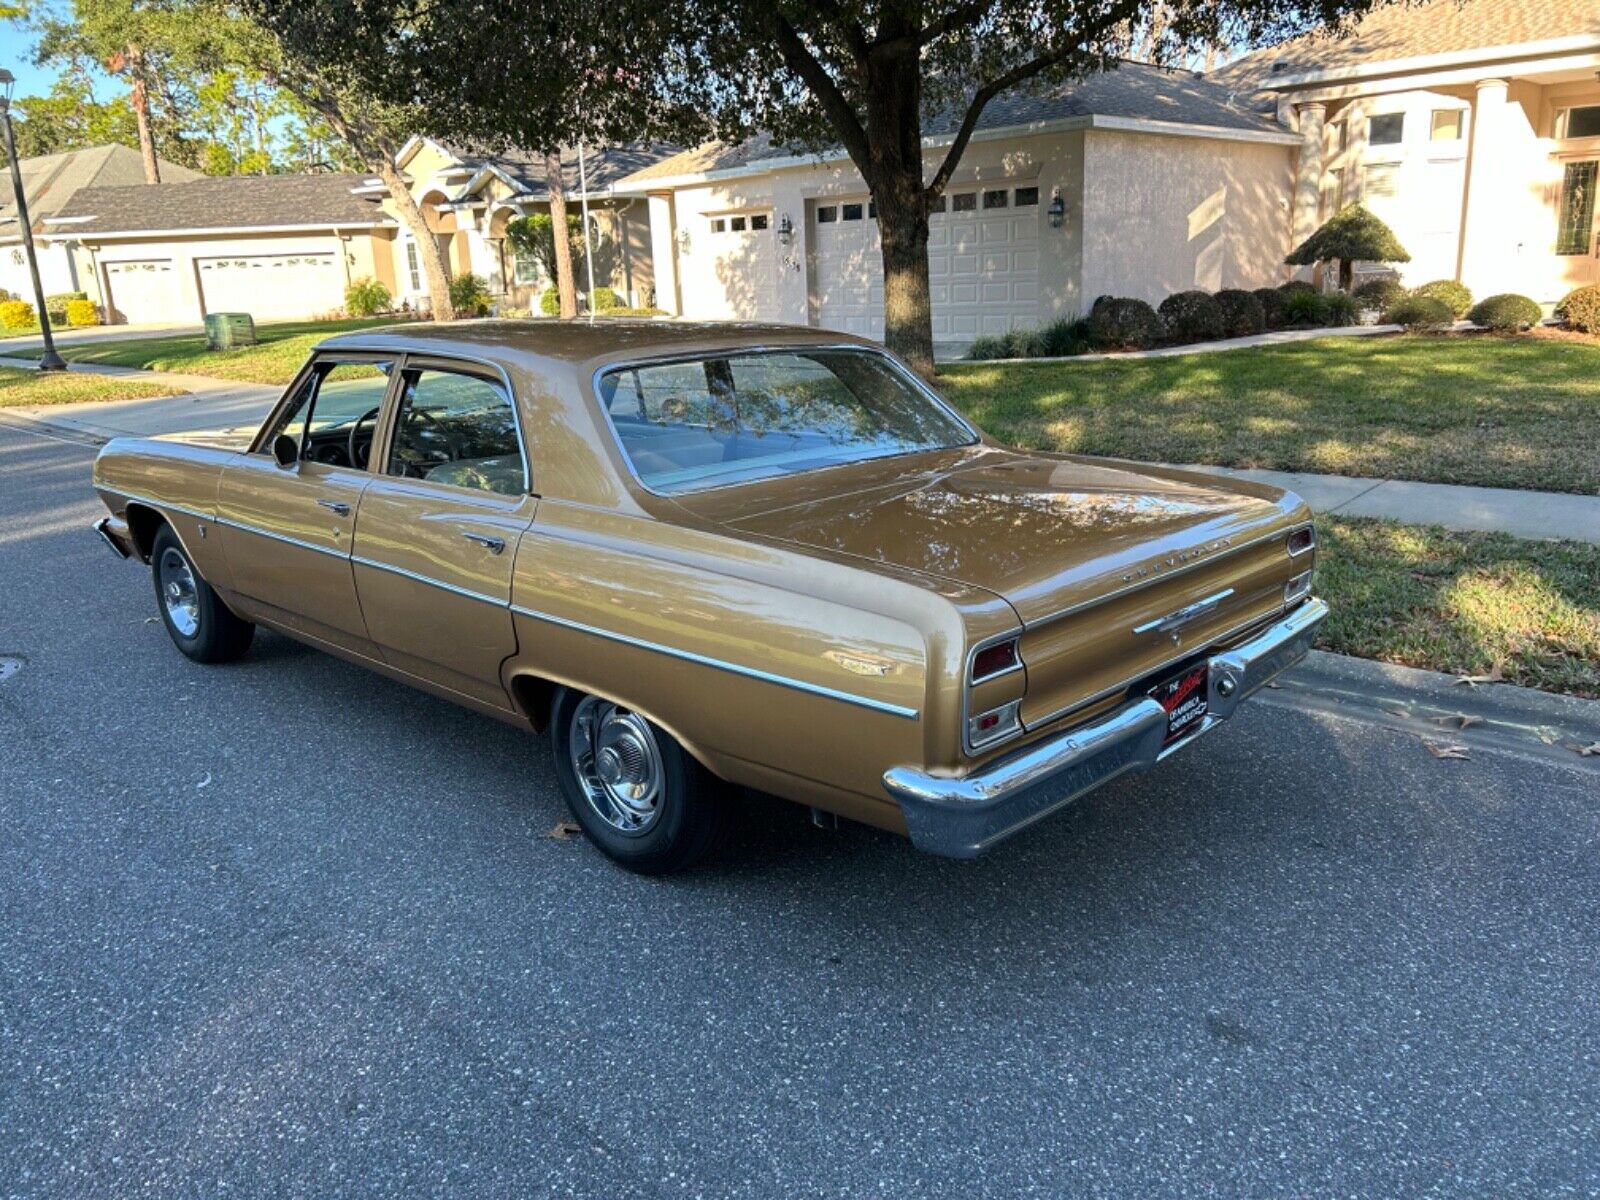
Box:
[1215,288,1266,337]
[1353,278,1407,315]
[1468,293,1542,332]
[1158,290,1224,342]
[1278,280,1317,298]
[1556,285,1600,334]
[1387,295,1454,331]
[1087,297,1163,350]
[0,298,36,329]
[1410,279,1472,318]
[65,298,100,327]
[1253,287,1289,330]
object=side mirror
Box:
[271,434,300,468]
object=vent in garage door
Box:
[198,253,344,321]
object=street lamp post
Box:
[0,69,67,371]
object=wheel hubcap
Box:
[158,547,201,638]
[569,697,665,835]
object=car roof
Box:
[315,318,882,369]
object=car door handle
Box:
[317,499,351,517]
[463,532,506,554]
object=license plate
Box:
[1149,665,1209,744]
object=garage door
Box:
[103,258,186,324]
[197,252,345,321]
[680,212,775,320]
[814,185,1042,341]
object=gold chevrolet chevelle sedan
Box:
[92,320,1326,872]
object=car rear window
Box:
[595,349,976,494]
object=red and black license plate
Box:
[1148,665,1210,745]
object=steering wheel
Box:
[347,406,383,469]
[389,406,460,476]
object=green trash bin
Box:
[204,312,257,350]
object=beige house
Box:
[373,139,678,311]
[47,173,396,324]
[615,63,1300,343]
[1221,0,1600,303]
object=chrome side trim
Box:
[108,489,214,525]
[350,554,506,607]
[511,603,921,720]
[217,517,348,560]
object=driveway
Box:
[2,422,1598,1198]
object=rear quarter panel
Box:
[93,437,238,588]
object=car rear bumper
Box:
[93,515,134,559]
[883,597,1329,858]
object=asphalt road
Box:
[2,422,1597,1199]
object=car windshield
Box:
[595,348,976,494]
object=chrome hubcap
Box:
[569,697,665,835]
[158,547,201,638]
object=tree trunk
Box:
[374,157,456,321]
[545,151,578,318]
[1338,258,1354,291]
[127,46,161,184]
[876,187,936,377]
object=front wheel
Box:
[550,687,728,874]
[150,524,255,663]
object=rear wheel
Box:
[550,687,727,873]
[150,525,254,663]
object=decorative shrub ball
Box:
[1214,289,1267,337]
[1352,278,1408,315]
[1253,288,1290,330]
[1387,295,1455,331]
[1556,285,1600,334]
[1278,280,1317,297]
[1087,297,1163,350]
[1410,279,1472,318]
[65,298,100,327]
[1467,293,1543,332]
[1158,290,1225,343]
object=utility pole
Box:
[0,69,67,372]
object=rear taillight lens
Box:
[1285,568,1313,604]
[971,638,1020,682]
[967,700,1021,750]
[1288,525,1315,557]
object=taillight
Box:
[971,638,1020,682]
[1285,567,1313,604]
[1288,525,1315,557]
[967,700,1021,750]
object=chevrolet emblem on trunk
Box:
[1132,587,1236,645]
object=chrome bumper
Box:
[93,515,133,559]
[884,597,1329,858]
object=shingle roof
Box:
[446,143,684,200]
[1,144,199,238]
[1216,0,1600,88]
[617,62,1290,187]
[48,172,389,236]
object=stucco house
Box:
[1,143,198,304]
[1222,0,1600,303]
[614,62,1300,342]
[47,173,395,324]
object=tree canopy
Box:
[1287,203,1410,291]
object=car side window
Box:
[385,367,526,497]
[261,358,396,468]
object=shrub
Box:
[1410,279,1472,318]
[1215,289,1267,337]
[539,287,562,316]
[344,276,392,317]
[1353,278,1407,315]
[65,298,100,327]
[1036,315,1092,357]
[1253,287,1289,330]
[1158,290,1225,342]
[1278,279,1317,297]
[1087,297,1162,350]
[1387,295,1454,331]
[1283,290,1329,326]
[1285,203,1410,290]
[0,298,36,329]
[44,291,87,324]
[588,286,621,312]
[447,272,492,317]
[1323,291,1360,327]
[1468,293,1542,332]
[1556,284,1600,334]
[966,333,1009,360]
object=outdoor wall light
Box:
[777,213,794,246]
[1047,190,1066,229]
[675,227,691,255]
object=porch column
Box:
[646,192,680,315]
[1290,101,1326,281]
[1459,78,1509,295]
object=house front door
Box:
[1555,159,1600,289]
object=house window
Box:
[405,240,422,292]
[817,205,837,223]
[513,253,539,285]
[1369,113,1404,145]
[730,216,747,231]
[1557,106,1600,140]
[982,189,1008,209]
[1322,167,1345,220]
[951,192,977,212]
[1430,110,1464,141]
[710,217,726,233]
[928,195,947,213]
[751,213,769,230]
[1330,121,1348,153]
[1556,160,1597,255]
[1014,187,1039,207]
[1363,163,1400,200]
[841,202,863,221]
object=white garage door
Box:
[197,252,345,321]
[103,258,186,324]
[813,185,1042,341]
[681,213,776,320]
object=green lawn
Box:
[1315,517,1600,698]
[939,334,1600,494]
[9,317,412,385]
[0,365,181,408]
